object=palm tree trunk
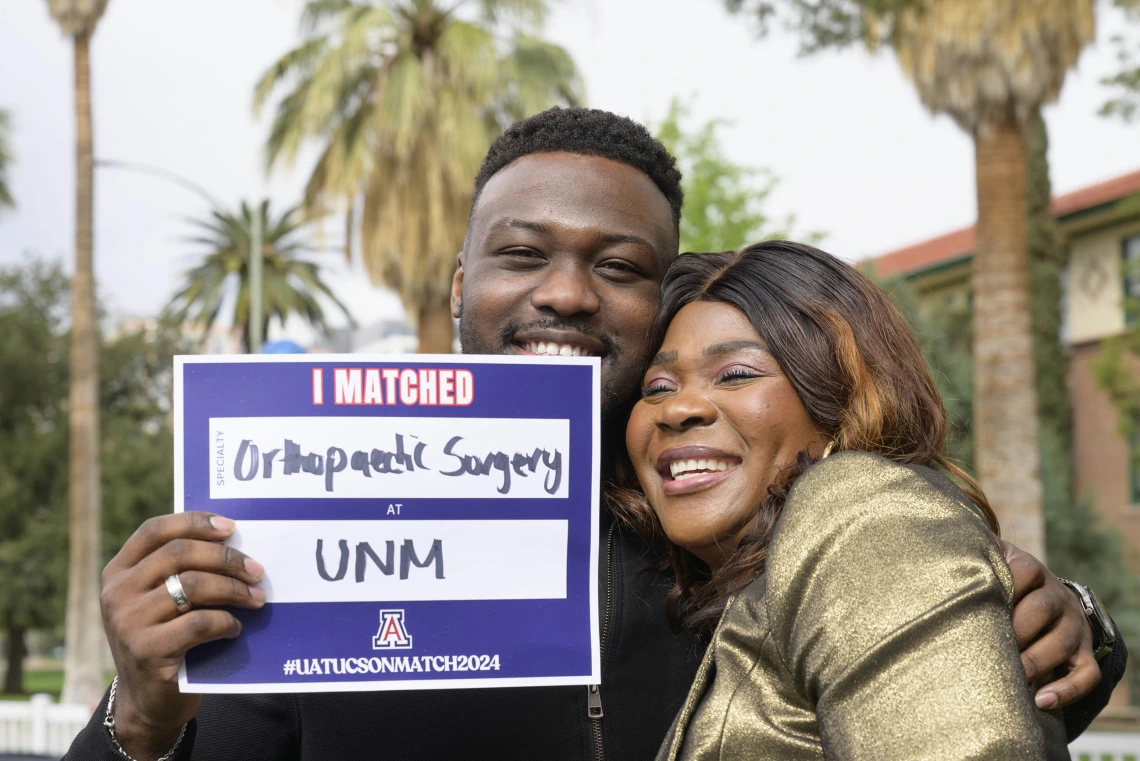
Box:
[416,298,454,354]
[972,121,1046,560]
[61,31,104,706]
[3,625,27,694]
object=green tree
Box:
[0,109,13,209]
[46,0,110,706]
[728,0,1095,561]
[166,200,354,352]
[0,261,180,694]
[880,116,1140,700]
[653,98,794,253]
[0,262,69,693]
[254,0,583,354]
[1101,0,1140,122]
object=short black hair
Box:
[471,107,683,232]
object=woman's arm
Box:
[765,451,1069,760]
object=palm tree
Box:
[254,0,583,353]
[887,1,1095,559]
[0,109,13,209]
[46,0,109,707]
[167,200,354,352]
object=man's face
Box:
[453,152,678,418]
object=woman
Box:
[617,241,1068,760]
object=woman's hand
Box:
[1002,540,1101,710]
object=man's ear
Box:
[450,251,464,319]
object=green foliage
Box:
[722,0,921,54]
[878,276,974,466]
[1025,119,1140,692]
[165,200,353,352]
[0,262,70,634]
[0,109,13,208]
[882,117,1140,700]
[653,98,814,253]
[254,0,583,319]
[1101,0,1140,122]
[0,260,186,659]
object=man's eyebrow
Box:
[487,218,551,235]
[702,340,770,357]
[599,232,655,251]
[648,350,678,368]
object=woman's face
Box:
[626,301,827,568]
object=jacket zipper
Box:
[588,522,616,761]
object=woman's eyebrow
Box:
[648,350,678,368]
[702,340,770,357]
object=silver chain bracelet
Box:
[104,676,187,761]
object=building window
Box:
[1123,234,1140,326]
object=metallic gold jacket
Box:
[656,451,1068,760]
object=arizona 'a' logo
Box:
[373,609,413,650]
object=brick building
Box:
[868,170,1140,718]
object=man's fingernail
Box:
[245,557,265,579]
[250,586,267,603]
[1035,691,1059,709]
[210,515,235,533]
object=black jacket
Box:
[65,509,1126,761]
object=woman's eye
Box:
[641,381,674,397]
[717,367,762,384]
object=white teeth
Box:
[668,458,736,479]
[522,341,594,357]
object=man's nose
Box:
[530,262,601,317]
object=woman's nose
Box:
[656,386,717,432]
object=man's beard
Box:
[457,304,639,421]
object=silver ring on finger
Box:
[165,573,192,614]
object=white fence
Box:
[0,694,93,757]
[0,694,1136,759]
[1070,732,1140,761]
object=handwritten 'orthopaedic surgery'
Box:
[232,433,563,495]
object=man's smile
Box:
[511,328,608,358]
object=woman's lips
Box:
[655,445,743,497]
[661,464,740,496]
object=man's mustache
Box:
[502,319,617,355]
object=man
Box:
[67,108,1125,761]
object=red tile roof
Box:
[870,168,1140,278]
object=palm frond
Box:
[0,109,14,209]
[46,0,110,37]
[258,0,581,320]
[891,0,1095,131]
[166,198,354,349]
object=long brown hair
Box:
[608,241,997,636]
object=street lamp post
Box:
[248,206,264,353]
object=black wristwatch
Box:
[1058,578,1116,661]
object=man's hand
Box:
[100,512,265,760]
[1002,540,1100,710]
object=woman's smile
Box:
[656,445,742,496]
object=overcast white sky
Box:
[1,0,1138,333]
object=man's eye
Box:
[496,249,546,266]
[598,259,642,277]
